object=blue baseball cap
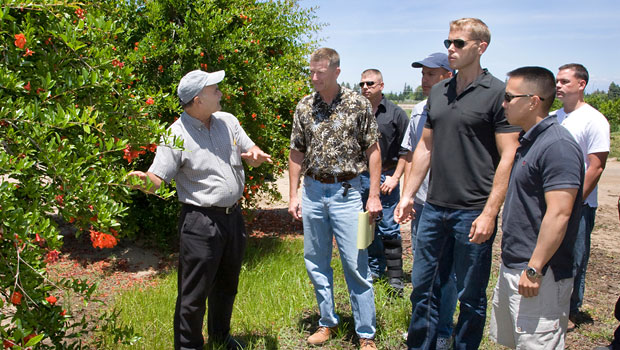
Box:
[411,53,454,73]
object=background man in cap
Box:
[358,68,409,296]
[401,52,456,350]
[128,69,271,350]
[490,66,583,349]
[395,18,521,349]
[554,63,610,327]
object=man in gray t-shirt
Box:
[128,70,271,350]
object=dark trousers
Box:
[613,295,620,350]
[174,204,247,350]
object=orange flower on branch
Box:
[24,82,31,91]
[123,145,146,163]
[14,33,26,49]
[145,97,154,105]
[23,48,34,57]
[11,291,22,305]
[90,229,118,249]
[46,295,57,305]
[45,249,60,263]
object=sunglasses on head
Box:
[359,81,377,88]
[443,38,478,49]
[504,92,545,102]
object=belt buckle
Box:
[225,203,236,214]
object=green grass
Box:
[99,237,413,349]
[96,233,613,349]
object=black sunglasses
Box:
[504,92,545,102]
[359,81,377,88]
[443,39,479,49]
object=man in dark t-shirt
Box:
[489,67,583,349]
[395,18,521,349]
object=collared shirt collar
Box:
[181,111,214,130]
[445,68,493,91]
[313,85,343,108]
[519,115,557,145]
[377,94,387,115]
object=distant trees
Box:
[608,82,620,100]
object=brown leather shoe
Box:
[360,338,377,350]
[307,326,335,345]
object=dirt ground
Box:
[48,158,620,348]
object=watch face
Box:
[526,267,540,279]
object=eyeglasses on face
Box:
[504,92,545,102]
[359,81,377,88]
[443,38,479,49]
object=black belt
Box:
[184,202,239,215]
[309,173,357,184]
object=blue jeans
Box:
[407,203,496,350]
[570,204,596,314]
[302,175,376,339]
[411,202,457,340]
[360,170,401,278]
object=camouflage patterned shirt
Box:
[290,86,379,177]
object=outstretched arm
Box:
[127,171,163,193]
[241,145,273,167]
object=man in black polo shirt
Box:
[359,68,409,294]
[395,18,521,349]
[489,66,583,349]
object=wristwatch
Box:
[525,266,543,280]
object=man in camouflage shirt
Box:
[288,47,382,350]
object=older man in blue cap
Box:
[128,69,272,350]
[401,52,455,350]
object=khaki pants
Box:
[490,263,572,349]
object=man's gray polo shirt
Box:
[501,116,584,281]
[424,69,521,209]
[149,111,254,208]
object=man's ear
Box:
[478,41,489,55]
[578,79,587,92]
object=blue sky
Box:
[299,0,620,94]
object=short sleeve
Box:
[358,100,379,151]
[290,101,307,152]
[148,138,182,183]
[540,139,583,192]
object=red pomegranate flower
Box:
[10,291,22,305]
[46,295,57,305]
[14,33,26,49]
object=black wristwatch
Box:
[525,266,543,280]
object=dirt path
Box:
[591,157,620,255]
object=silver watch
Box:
[525,266,543,280]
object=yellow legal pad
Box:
[357,211,375,249]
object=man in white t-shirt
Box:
[554,63,610,326]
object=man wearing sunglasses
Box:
[490,66,583,349]
[401,52,455,350]
[554,64,610,328]
[358,69,409,296]
[395,18,521,350]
